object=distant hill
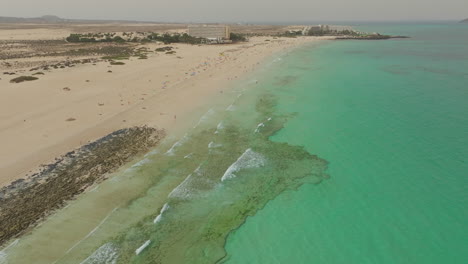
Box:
[0,15,69,23]
[461,18,468,23]
[0,15,155,24]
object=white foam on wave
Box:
[66,207,118,255]
[135,240,151,255]
[1,239,19,251]
[144,149,159,158]
[208,141,222,149]
[254,117,273,133]
[153,203,170,224]
[221,149,266,181]
[168,165,203,199]
[165,134,189,156]
[0,252,7,264]
[226,104,236,111]
[0,240,18,264]
[226,93,243,112]
[124,157,152,174]
[193,108,215,128]
[89,185,99,192]
[184,153,193,159]
[254,122,265,133]
[214,121,224,134]
[80,243,118,264]
[131,158,150,168]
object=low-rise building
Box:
[188,25,231,41]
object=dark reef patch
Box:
[80,93,328,264]
[0,126,165,246]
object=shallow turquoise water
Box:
[223,23,468,263]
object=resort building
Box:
[188,25,231,42]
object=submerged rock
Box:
[0,126,165,245]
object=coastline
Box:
[0,33,332,253]
[0,35,331,189]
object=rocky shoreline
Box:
[335,35,410,40]
[0,126,165,246]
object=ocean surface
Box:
[223,23,468,264]
[1,23,467,264]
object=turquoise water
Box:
[223,23,468,263]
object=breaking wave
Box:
[80,243,119,264]
[135,240,151,256]
[0,252,7,264]
[165,134,190,156]
[193,109,215,128]
[153,203,170,224]
[221,149,266,181]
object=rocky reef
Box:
[0,126,165,245]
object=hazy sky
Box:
[3,0,467,22]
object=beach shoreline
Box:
[0,32,331,189]
[0,26,333,249]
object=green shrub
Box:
[10,76,38,83]
[66,34,81,42]
[230,33,247,42]
[102,55,130,60]
[110,61,125,65]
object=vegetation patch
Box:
[10,76,38,83]
[147,33,204,44]
[155,46,174,52]
[110,61,125,65]
[230,33,247,42]
[102,55,130,60]
[0,126,165,245]
[66,33,126,43]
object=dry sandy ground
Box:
[0,27,329,188]
[0,23,303,37]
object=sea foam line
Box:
[165,133,189,156]
[254,117,273,133]
[1,239,19,252]
[226,93,243,111]
[153,203,170,224]
[79,243,118,264]
[65,207,118,255]
[0,252,7,264]
[168,165,203,199]
[214,121,224,134]
[208,141,222,149]
[135,240,151,255]
[254,123,265,133]
[193,108,215,129]
[0,239,19,264]
[221,149,266,181]
[144,149,159,158]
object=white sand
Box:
[0,35,330,187]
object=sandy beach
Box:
[0,26,328,188]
